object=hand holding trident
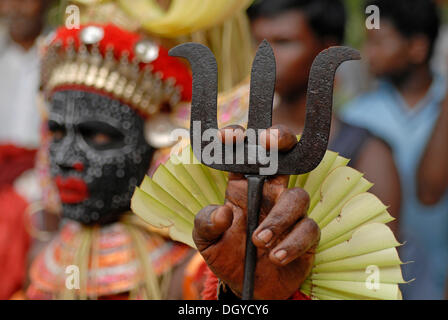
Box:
[170,40,360,300]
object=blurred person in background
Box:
[0,0,51,300]
[417,80,448,301]
[341,0,447,299]
[417,2,448,298]
[0,0,49,147]
[247,0,401,234]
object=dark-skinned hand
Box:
[193,124,320,300]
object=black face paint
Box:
[48,90,154,225]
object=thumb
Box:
[193,205,233,252]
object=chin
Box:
[61,201,125,226]
[10,24,40,41]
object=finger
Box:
[259,175,290,214]
[218,125,245,145]
[259,124,297,152]
[269,218,320,266]
[228,172,245,181]
[253,188,310,248]
[266,174,290,188]
[193,205,233,251]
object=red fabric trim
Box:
[290,290,312,300]
[200,264,311,300]
[0,144,36,188]
[0,186,31,299]
[201,267,219,300]
[25,284,52,300]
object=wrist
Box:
[217,279,310,300]
[202,268,310,300]
[217,281,242,300]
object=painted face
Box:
[48,90,153,225]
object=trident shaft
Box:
[170,40,360,300]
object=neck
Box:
[390,64,433,108]
[9,23,42,52]
[11,37,36,51]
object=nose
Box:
[53,132,85,172]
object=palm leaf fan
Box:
[131,145,406,300]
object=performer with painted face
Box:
[26,24,194,300]
[21,0,257,300]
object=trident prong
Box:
[169,41,360,300]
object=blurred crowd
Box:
[1,0,448,300]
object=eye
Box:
[48,120,66,142]
[78,121,125,150]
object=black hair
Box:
[247,0,346,44]
[366,0,440,59]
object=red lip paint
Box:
[55,176,89,204]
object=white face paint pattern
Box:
[48,90,153,225]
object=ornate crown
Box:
[41,24,192,117]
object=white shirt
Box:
[0,29,41,148]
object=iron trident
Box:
[169,40,360,300]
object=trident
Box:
[169,40,360,300]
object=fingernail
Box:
[274,250,288,262]
[257,229,273,244]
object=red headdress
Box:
[41,24,192,118]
